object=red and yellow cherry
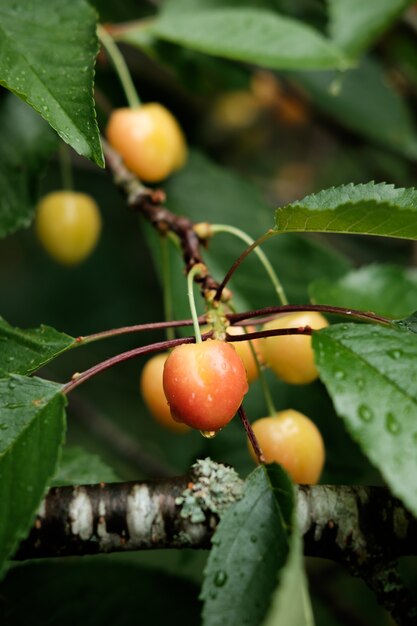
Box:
[106,103,187,183]
[260,311,328,384]
[163,339,248,432]
[35,191,101,265]
[140,353,189,433]
[227,325,262,384]
[249,409,325,484]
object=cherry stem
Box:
[210,224,288,305]
[77,316,206,345]
[161,236,175,341]
[214,230,275,302]
[187,264,205,343]
[248,339,276,416]
[227,326,313,341]
[76,302,389,348]
[97,24,141,109]
[249,340,276,416]
[62,303,390,394]
[59,143,74,191]
[238,405,266,464]
[227,304,391,326]
[63,335,201,395]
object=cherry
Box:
[140,353,190,433]
[35,191,101,265]
[260,311,328,384]
[163,339,248,432]
[249,409,325,484]
[106,103,187,182]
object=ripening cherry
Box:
[140,353,190,433]
[260,311,328,384]
[163,339,248,432]
[35,191,101,265]
[249,409,325,484]
[106,103,187,182]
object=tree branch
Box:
[102,138,221,298]
[15,460,417,624]
[16,464,417,563]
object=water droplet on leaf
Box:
[214,570,228,587]
[358,404,373,423]
[385,412,400,435]
[388,349,402,360]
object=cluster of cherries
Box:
[141,311,327,485]
[34,98,326,485]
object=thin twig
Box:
[63,336,195,395]
[102,138,221,298]
[77,316,205,345]
[227,326,313,342]
[227,304,391,326]
[238,405,265,463]
[214,230,275,302]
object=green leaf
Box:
[150,8,347,71]
[275,182,417,240]
[328,0,414,58]
[0,559,201,626]
[51,445,119,486]
[160,151,350,321]
[0,94,58,238]
[313,323,417,516]
[201,465,312,626]
[162,0,279,9]
[292,58,417,160]
[0,317,76,377]
[263,530,314,626]
[0,375,66,570]
[310,264,417,318]
[0,0,103,166]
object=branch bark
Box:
[15,460,417,625]
[102,138,220,298]
[16,465,417,562]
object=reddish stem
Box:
[63,337,189,395]
[62,303,390,395]
[238,405,265,464]
[78,316,205,345]
[227,304,390,326]
[77,303,387,347]
[214,230,274,302]
[64,330,214,394]
[227,326,312,342]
